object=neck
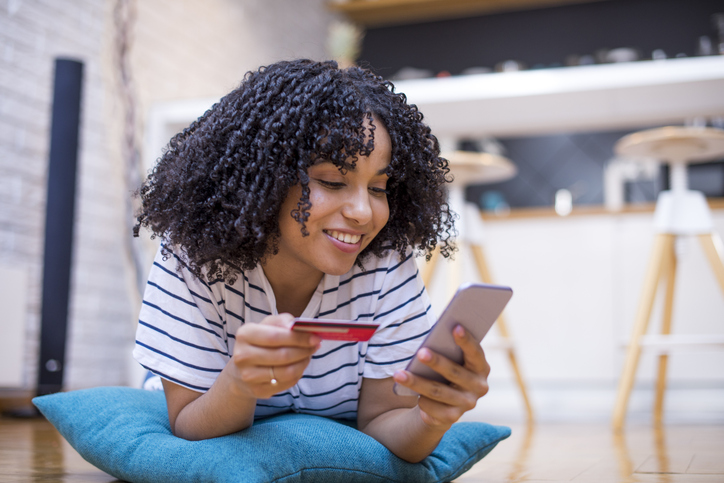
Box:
[261,263,323,318]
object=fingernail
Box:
[310,335,322,346]
[418,348,432,361]
[394,370,408,382]
[454,325,465,337]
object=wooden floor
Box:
[0,415,722,482]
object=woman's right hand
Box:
[164,313,320,440]
[229,313,321,399]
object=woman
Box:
[133,59,490,463]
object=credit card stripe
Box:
[293,322,378,330]
[294,326,350,333]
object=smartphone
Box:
[291,318,380,342]
[393,282,513,396]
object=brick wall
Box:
[131,0,338,125]
[1,0,339,391]
[0,0,131,390]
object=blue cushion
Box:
[33,386,510,483]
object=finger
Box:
[268,358,311,385]
[417,396,467,428]
[236,321,321,349]
[393,369,476,409]
[453,325,490,377]
[410,347,489,398]
[414,347,476,391]
[241,357,311,386]
[239,358,313,399]
[260,313,295,328]
[233,343,318,368]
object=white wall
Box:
[0,265,28,387]
[426,207,724,422]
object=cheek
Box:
[375,198,390,227]
[307,188,336,218]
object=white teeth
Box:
[327,230,361,244]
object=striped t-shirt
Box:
[133,244,435,420]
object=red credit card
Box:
[291,318,379,342]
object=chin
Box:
[320,257,359,277]
[323,264,356,277]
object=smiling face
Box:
[263,117,391,287]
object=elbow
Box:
[169,420,205,441]
[170,416,254,441]
[398,453,429,464]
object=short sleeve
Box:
[133,246,232,392]
[363,249,436,379]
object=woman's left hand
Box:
[392,324,490,429]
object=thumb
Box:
[260,313,295,329]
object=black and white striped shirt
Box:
[133,245,435,420]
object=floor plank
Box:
[0,414,722,482]
[0,416,118,482]
[455,423,724,482]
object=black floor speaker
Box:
[37,58,84,396]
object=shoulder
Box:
[361,246,415,270]
[338,247,415,284]
[149,243,240,301]
[345,247,418,291]
[372,246,417,280]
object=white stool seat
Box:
[616,127,724,235]
[615,126,724,165]
[441,150,518,186]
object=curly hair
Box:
[135,59,456,283]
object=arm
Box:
[164,313,321,440]
[357,324,490,463]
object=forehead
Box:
[312,114,392,166]
[310,158,390,176]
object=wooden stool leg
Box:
[447,244,462,303]
[613,234,676,430]
[654,239,677,426]
[471,243,535,422]
[420,245,441,288]
[497,313,535,422]
[698,233,724,295]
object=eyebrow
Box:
[312,160,389,176]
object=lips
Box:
[324,230,361,245]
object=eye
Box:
[369,187,389,197]
[316,179,345,189]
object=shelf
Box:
[326,0,601,27]
[479,198,724,221]
[391,56,724,138]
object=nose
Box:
[342,188,373,225]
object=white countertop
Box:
[392,56,724,138]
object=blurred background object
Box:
[326,19,365,68]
